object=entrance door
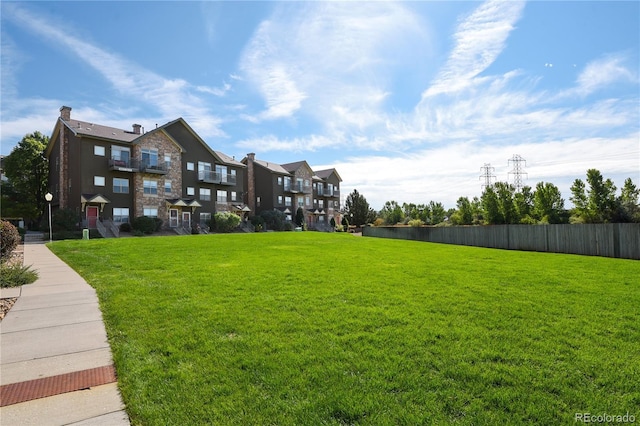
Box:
[87,206,98,229]
[169,209,179,227]
[182,212,191,229]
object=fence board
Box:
[363,224,640,260]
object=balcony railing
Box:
[284,183,311,193]
[318,188,340,197]
[219,173,237,186]
[198,170,222,183]
[139,161,167,174]
[109,158,139,172]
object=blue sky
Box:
[1,1,638,210]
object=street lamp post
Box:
[45,193,53,243]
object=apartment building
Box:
[46,106,247,234]
[243,153,342,230]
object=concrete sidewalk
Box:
[1,244,129,425]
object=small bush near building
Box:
[119,222,132,233]
[52,208,80,231]
[1,220,21,260]
[408,219,424,227]
[132,216,158,235]
[260,210,286,231]
[214,212,241,233]
[250,215,265,232]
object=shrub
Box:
[283,221,295,231]
[119,222,132,232]
[214,212,241,233]
[248,215,265,232]
[0,263,38,288]
[260,210,286,231]
[373,218,385,227]
[408,219,424,227]
[132,216,157,235]
[330,217,336,228]
[52,208,79,231]
[1,220,21,261]
[154,218,163,232]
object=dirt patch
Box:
[0,298,17,321]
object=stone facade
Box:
[132,131,183,225]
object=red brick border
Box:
[0,365,117,407]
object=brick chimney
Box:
[247,153,256,214]
[132,124,142,135]
[60,106,71,121]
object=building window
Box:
[143,207,158,217]
[257,197,261,207]
[164,180,171,193]
[94,176,105,187]
[200,212,212,225]
[278,176,283,186]
[305,196,310,206]
[187,162,195,171]
[318,199,324,208]
[297,196,304,206]
[113,208,129,223]
[217,190,227,202]
[216,165,228,183]
[141,148,158,167]
[164,155,171,167]
[187,187,195,196]
[284,176,292,191]
[231,191,238,202]
[285,196,292,207]
[94,146,105,156]
[112,146,130,162]
[113,178,129,193]
[200,188,211,201]
[278,195,283,205]
[143,179,157,195]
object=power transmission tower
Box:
[479,163,496,191]
[508,154,528,192]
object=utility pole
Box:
[508,154,528,192]
[479,163,496,191]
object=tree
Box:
[482,185,502,224]
[494,182,518,224]
[2,132,49,228]
[429,201,447,224]
[455,196,473,225]
[571,169,618,223]
[295,207,305,227]
[533,182,565,224]
[380,200,404,225]
[344,189,372,226]
[617,178,640,222]
[514,186,534,223]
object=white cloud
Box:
[421,0,526,99]
[2,3,226,140]
[575,53,636,96]
[329,135,639,210]
[239,2,427,130]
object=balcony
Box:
[198,170,222,184]
[320,188,340,198]
[284,183,311,194]
[139,161,167,175]
[109,158,139,172]
[219,173,237,186]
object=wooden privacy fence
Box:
[362,224,640,260]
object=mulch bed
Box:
[0,244,23,321]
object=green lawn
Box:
[49,233,639,425]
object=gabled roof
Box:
[215,150,245,168]
[61,119,140,143]
[281,160,313,174]
[314,168,343,182]
[244,157,291,175]
[159,118,245,167]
